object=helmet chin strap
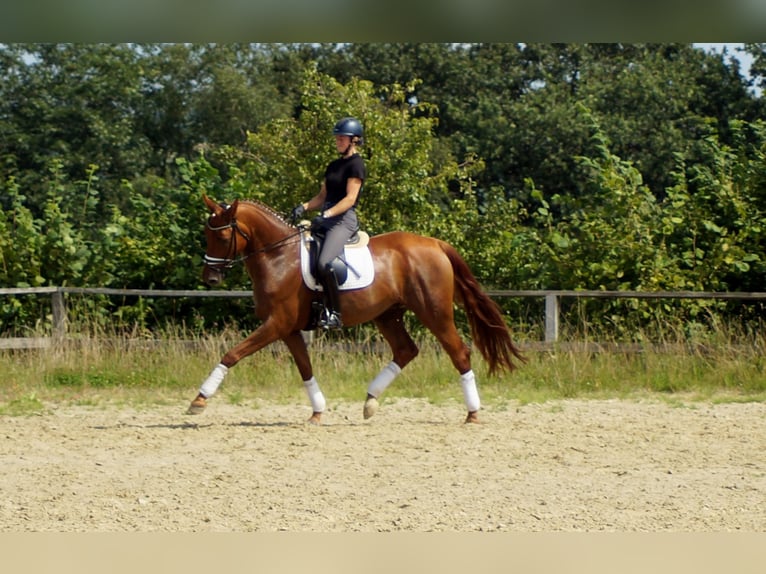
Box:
[336,134,359,157]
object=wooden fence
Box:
[1,286,765,349]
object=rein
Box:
[203,217,302,269]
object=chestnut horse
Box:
[187,195,524,423]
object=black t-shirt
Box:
[324,153,366,208]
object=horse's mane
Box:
[238,199,294,228]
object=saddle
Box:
[299,224,374,291]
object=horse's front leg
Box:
[283,331,325,425]
[186,322,280,415]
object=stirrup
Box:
[319,310,343,330]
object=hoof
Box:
[307,412,322,426]
[186,395,207,415]
[363,396,379,419]
[465,410,481,424]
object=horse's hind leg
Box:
[364,307,420,419]
[414,308,481,423]
[434,329,482,423]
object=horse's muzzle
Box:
[202,265,224,287]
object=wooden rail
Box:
[486,289,766,343]
[1,286,765,349]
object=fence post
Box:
[544,293,559,343]
[51,288,66,340]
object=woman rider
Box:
[291,117,366,329]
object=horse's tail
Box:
[440,241,526,375]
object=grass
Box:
[1,322,765,416]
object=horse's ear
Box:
[203,194,220,215]
[230,199,239,215]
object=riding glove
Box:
[291,204,305,222]
[310,215,327,233]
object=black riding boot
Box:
[318,265,343,330]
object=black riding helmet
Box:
[332,117,363,142]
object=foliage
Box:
[1,43,765,338]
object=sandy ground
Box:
[1,398,764,532]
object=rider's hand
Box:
[291,204,305,222]
[310,215,326,232]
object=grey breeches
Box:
[317,210,358,274]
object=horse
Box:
[187,195,525,423]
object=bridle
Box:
[203,217,252,270]
[203,214,303,270]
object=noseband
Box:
[203,217,252,269]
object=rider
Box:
[291,117,366,329]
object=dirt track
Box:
[1,398,764,532]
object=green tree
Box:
[663,121,766,292]
[205,67,474,240]
[0,44,151,215]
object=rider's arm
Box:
[322,178,362,218]
[302,181,328,212]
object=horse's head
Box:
[201,195,250,287]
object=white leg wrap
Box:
[199,363,228,398]
[367,361,402,398]
[304,376,326,413]
[460,370,481,412]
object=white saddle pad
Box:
[300,234,375,291]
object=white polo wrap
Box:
[367,361,402,398]
[460,369,481,412]
[199,363,228,398]
[303,376,326,413]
